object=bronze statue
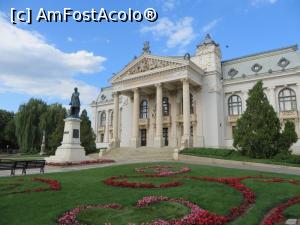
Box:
[69,87,80,118]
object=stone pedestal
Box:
[45,117,92,163]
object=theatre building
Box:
[91,35,300,154]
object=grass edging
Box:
[180,148,300,168]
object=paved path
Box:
[1,148,300,177]
[179,154,300,176]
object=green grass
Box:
[0,162,300,225]
[78,202,189,225]
[181,148,300,167]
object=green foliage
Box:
[181,147,300,166]
[0,110,17,150]
[278,120,298,155]
[80,109,97,154]
[13,98,97,155]
[15,99,48,153]
[233,81,281,158]
[182,148,235,157]
[40,104,67,155]
[273,153,300,164]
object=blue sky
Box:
[0,0,299,113]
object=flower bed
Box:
[255,177,300,185]
[46,159,115,167]
[103,176,182,189]
[2,178,61,195]
[135,165,191,177]
[57,164,300,225]
[57,203,122,225]
[260,196,300,225]
[137,196,228,225]
[187,175,257,222]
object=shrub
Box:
[273,153,300,164]
[182,148,234,157]
[278,120,298,155]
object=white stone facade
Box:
[90,35,300,154]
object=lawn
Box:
[0,162,300,225]
[181,148,300,167]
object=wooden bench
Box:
[0,159,45,176]
[0,159,16,176]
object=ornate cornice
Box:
[223,66,300,86]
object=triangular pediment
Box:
[110,54,188,83]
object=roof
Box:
[222,45,298,64]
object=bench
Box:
[0,159,16,176]
[0,159,45,176]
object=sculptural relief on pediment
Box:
[125,58,181,76]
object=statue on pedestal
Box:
[45,87,92,163]
[69,87,80,118]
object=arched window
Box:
[162,97,169,116]
[109,111,113,126]
[140,100,148,118]
[228,95,242,115]
[279,88,297,111]
[100,112,106,126]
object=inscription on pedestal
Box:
[73,129,79,138]
[64,131,69,134]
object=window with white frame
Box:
[279,88,297,111]
[100,111,106,127]
[228,95,242,116]
[162,97,169,116]
[140,100,148,118]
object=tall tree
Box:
[40,104,67,154]
[80,109,97,154]
[233,81,281,158]
[15,99,47,153]
[0,110,17,150]
[4,118,18,150]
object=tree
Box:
[80,109,97,154]
[0,110,17,150]
[233,81,281,158]
[4,118,18,150]
[15,99,47,153]
[40,104,67,155]
[278,121,298,155]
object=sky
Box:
[0,0,299,114]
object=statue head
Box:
[74,87,78,92]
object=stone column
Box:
[104,110,109,143]
[96,111,101,142]
[131,88,140,148]
[111,92,120,148]
[181,78,191,148]
[154,83,163,147]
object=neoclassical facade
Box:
[91,35,300,153]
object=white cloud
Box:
[141,17,196,50]
[161,0,178,11]
[67,36,73,42]
[251,0,278,6]
[0,14,106,105]
[201,18,222,33]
